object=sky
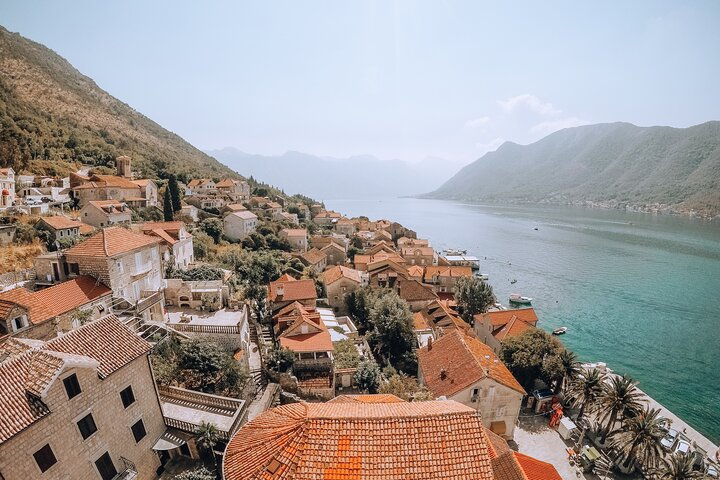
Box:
[1,1,719,166]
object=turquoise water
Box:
[326,197,720,444]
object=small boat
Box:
[510,279,517,284]
[477,273,489,281]
[444,248,467,256]
[509,293,532,304]
[552,327,567,335]
[533,227,539,231]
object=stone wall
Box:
[0,355,165,480]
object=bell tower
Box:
[116,155,132,178]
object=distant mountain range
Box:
[425,122,720,217]
[206,148,464,201]
[0,26,239,182]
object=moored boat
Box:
[509,293,532,304]
[552,327,567,335]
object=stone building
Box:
[0,275,112,341]
[422,265,473,294]
[268,274,317,314]
[0,315,166,480]
[473,308,538,355]
[400,245,437,267]
[223,210,258,241]
[35,216,83,246]
[279,228,307,252]
[79,200,132,228]
[130,179,158,207]
[322,265,364,315]
[141,221,194,269]
[320,242,346,266]
[64,227,165,323]
[0,167,16,209]
[417,330,526,439]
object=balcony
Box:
[136,290,163,313]
[112,457,138,480]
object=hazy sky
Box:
[1,1,719,165]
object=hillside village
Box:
[0,155,717,480]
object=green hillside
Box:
[0,25,238,182]
[426,122,720,216]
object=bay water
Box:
[325,197,720,443]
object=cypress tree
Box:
[163,187,173,221]
[168,174,181,212]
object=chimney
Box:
[439,368,447,380]
[276,285,285,296]
[427,337,433,351]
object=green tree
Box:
[609,406,666,471]
[500,329,564,390]
[367,292,417,373]
[195,422,220,472]
[346,287,379,334]
[454,276,495,323]
[556,349,581,393]
[596,375,645,443]
[354,359,381,393]
[267,347,294,373]
[168,174,182,212]
[192,231,214,260]
[566,368,605,421]
[333,339,361,369]
[652,454,703,480]
[199,218,223,243]
[378,373,426,401]
[163,187,173,221]
[173,467,215,480]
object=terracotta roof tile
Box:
[223,400,495,480]
[28,276,111,323]
[418,330,526,397]
[476,308,538,328]
[397,279,437,302]
[0,315,150,444]
[269,278,317,304]
[38,216,83,230]
[513,452,563,480]
[321,266,362,286]
[300,248,326,266]
[423,266,473,281]
[329,394,405,403]
[491,451,528,480]
[65,226,159,257]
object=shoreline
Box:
[410,196,720,221]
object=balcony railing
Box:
[112,457,138,480]
[136,291,163,313]
[170,323,242,335]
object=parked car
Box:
[707,464,719,478]
[661,428,678,450]
[674,439,691,455]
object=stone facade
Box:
[223,211,258,241]
[0,355,165,480]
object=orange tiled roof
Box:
[38,215,82,230]
[222,400,495,480]
[300,248,326,266]
[494,315,537,341]
[412,312,431,331]
[0,288,54,324]
[513,452,563,480]
[491,451,527,480]
[397,278,437,302]
[418,330,526,398]
[131,179,154,187]
[322,266,362,286]
[89,175,140,189]
[269,278,317,304]
[281,228,307,237]
[30,276,111,323]
[278,307,334,353]
[224,203,247,212]
[0,315,150,444]
[476,308,538,328]
[407,265,424,277]
[329,394,405,403]
[65,226,159,258]
[423,265,473,280]
[215,178,236,188]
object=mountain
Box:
[426,122,720,216]
[207,148,463,201]
[0,26,238,182]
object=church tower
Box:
[116,155,132,178]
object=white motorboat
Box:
[552,327,567,335]
[509,293,532,305]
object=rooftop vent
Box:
[439,369,447,380]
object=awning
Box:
[490,421,507,435]
[152,430,187,451]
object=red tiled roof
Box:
[514,452,563,480]
[397,279,437,302]
[322,266,362,285]
[329,394,404,403]
[65,226,159,257]
[491,451,527,480]
[300,248,326,266]
[223,400,495,480]
[423,265,473,280]
[494,316,537,341]
[0,315,150,444]
[418,330,526,398]
[269,278,317,304]
[0,288,54,325]
[476,308,538,328]
[38,215,83,230]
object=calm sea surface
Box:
[326,197,720,443]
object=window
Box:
[33,444,57,473]
[77,413,98,440]
[11,315,28,332]
[116,261,123,274]
[120,386,135,408]
[94,452,117,480]
[131,419,147,443]
[63,373,81,399]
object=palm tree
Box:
[195,421,220,472]
[555,349,581,393]
[567,368,605,421]
[653,453,703,479]
[609,406,666,472]
[596,375,645,443]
